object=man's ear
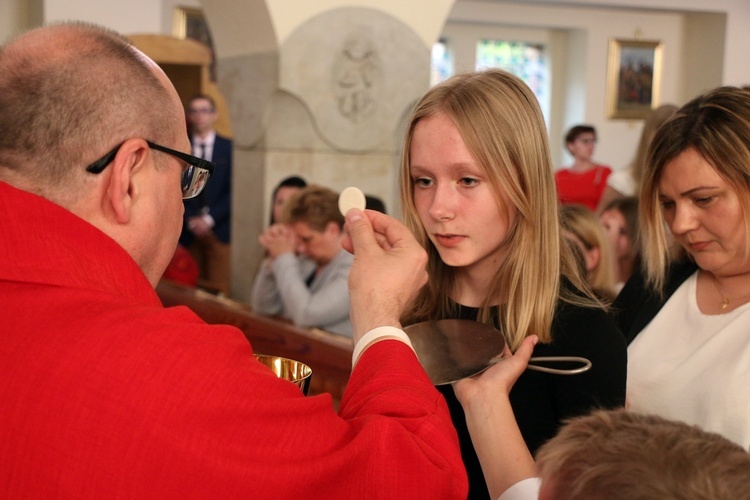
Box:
[107,139,150,224]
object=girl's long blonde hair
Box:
[400,69,598,350]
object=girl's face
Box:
[600,208,631,259]
[409,112,516,284]
[658,148,749,276]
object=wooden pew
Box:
[156,280,354,404]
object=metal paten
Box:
[404,319,592,385]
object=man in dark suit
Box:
[180,94,233,295]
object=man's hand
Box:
[259,223,297,258]
[342,209,428,344]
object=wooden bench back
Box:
[156,280,353,403]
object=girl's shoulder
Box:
[546,302,626,371]
[554,280,625,346]
[554,299,617,332]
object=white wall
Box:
[447,1,688,169]
[41,0,162,34]
[512,0,750,85]
[264,0,454,46]
[683,12,728,97]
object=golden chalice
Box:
[254,354,312,395]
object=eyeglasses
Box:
[187,108,215,115]
[85,140,215,199]
[576,138,597,145]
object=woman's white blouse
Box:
[628,271,750,449]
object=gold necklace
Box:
[707,272,750,310]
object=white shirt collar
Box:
[192,130,216,148]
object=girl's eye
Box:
[413,177,432,188]
[459,177,479,187]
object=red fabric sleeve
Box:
[1,299,467,499]
[1,181,467,498]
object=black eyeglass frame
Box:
[85,140,216,199]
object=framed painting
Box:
[606,39,663,119]
[173,7,216,81]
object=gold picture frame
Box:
[173,7,216,81]
[606,39,663,119]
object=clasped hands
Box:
[259,223,298,259]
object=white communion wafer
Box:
[338,186,367,217]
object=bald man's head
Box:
[0,22,183,202]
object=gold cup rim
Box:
[254,354,312,394]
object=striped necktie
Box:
[195,143,205,160]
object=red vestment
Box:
[0,181,467,498]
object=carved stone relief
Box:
[280,7,429,152]
[332,33,382,124]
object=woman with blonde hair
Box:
[559,204,618,301]
[400,68,626,499]
[615,86,750,449]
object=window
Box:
[431,38,454,86]
[475,39,549,118]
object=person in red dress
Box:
[555,125,612,210]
